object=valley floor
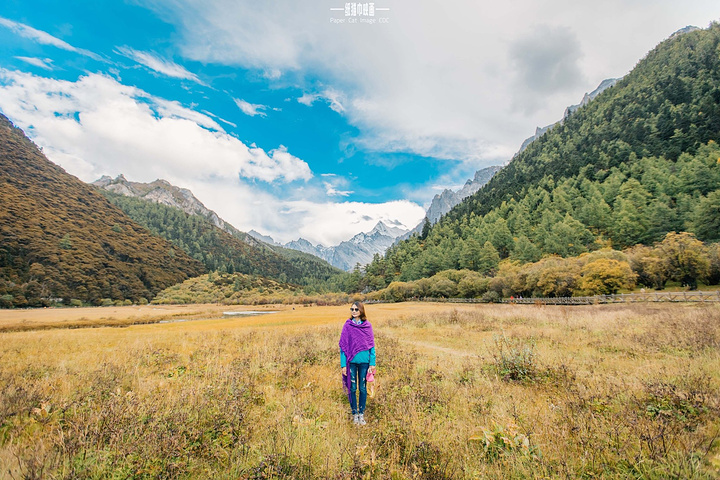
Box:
[1,303,719,478]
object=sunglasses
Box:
[350,307,360,312]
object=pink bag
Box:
[366,369,376,398]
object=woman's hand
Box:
[369,366,376,375]
[342,367,347,376]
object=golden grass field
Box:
[1,302,719,479]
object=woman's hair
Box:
[352,301,367,321]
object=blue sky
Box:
[0,1,718,245]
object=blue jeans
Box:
[349,362,369,414]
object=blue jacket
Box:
[340,346,376,367]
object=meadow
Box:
[1,302,719,479]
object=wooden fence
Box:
[366,291,720,305]
[502,291,720,305]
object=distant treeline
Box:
[152,271,352,306]
[363,233,719,302]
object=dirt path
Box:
[382,330,479,358]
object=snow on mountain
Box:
[250,221,410,271]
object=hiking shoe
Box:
[357,414,366,425]
[352,414,360,424]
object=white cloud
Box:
[115,46,205,84]
[297,89,344,113]
[263,69,282,80]
[14,56,53,70]
[241,145,312,182]
[321,173,354,197]
[0,16,101,61]
[321,89,345,113]
[234,98,267,116]
[202,109,237,127]
[271,200,426,246]
[324,182,353,197]
[0,69,311,185]
[145,0,720,166]
[297,92,317,106]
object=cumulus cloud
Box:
[320,173,354,197]
[14,56,53,70]
[241,145,312,182]
[273,200,425,246]
[297,92,317,106]
[0,16,102,60]
[234,98,268,116]
[0,69,311,185]
[115,46,205,84]
[263,69,282,80]
[141,0,717,167]
[320,89,345,113]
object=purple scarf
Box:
[339,318,374,402]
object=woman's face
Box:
[350,304,361,319]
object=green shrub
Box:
[469,423,539,462]
[489,334,538,382]
[481,290,500,303]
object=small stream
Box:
[158,310,278,324]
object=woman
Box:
[339,301,376,425]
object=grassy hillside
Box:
[151,271,350,306]
[0,114,205,306]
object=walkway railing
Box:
[502,291,720,305]
[366,291,720,305]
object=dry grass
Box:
[1,302,719,479]
[0,304,232,332]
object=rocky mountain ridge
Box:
[403,166,503,240]
[93,175,265,249]
[250,220,410,271]
[404,76,622,241]
[516,78,620,156]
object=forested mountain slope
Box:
[363,24,720,286]
[456,24,720,221]
[100,191,343,286]
[0,114,205,306]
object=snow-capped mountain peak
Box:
[369,221,409,238]
[255,220,410,271]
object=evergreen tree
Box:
[477,241,501,275]
[420,217,431,240]
[692,190,720,242]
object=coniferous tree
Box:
[420,217,431,240]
